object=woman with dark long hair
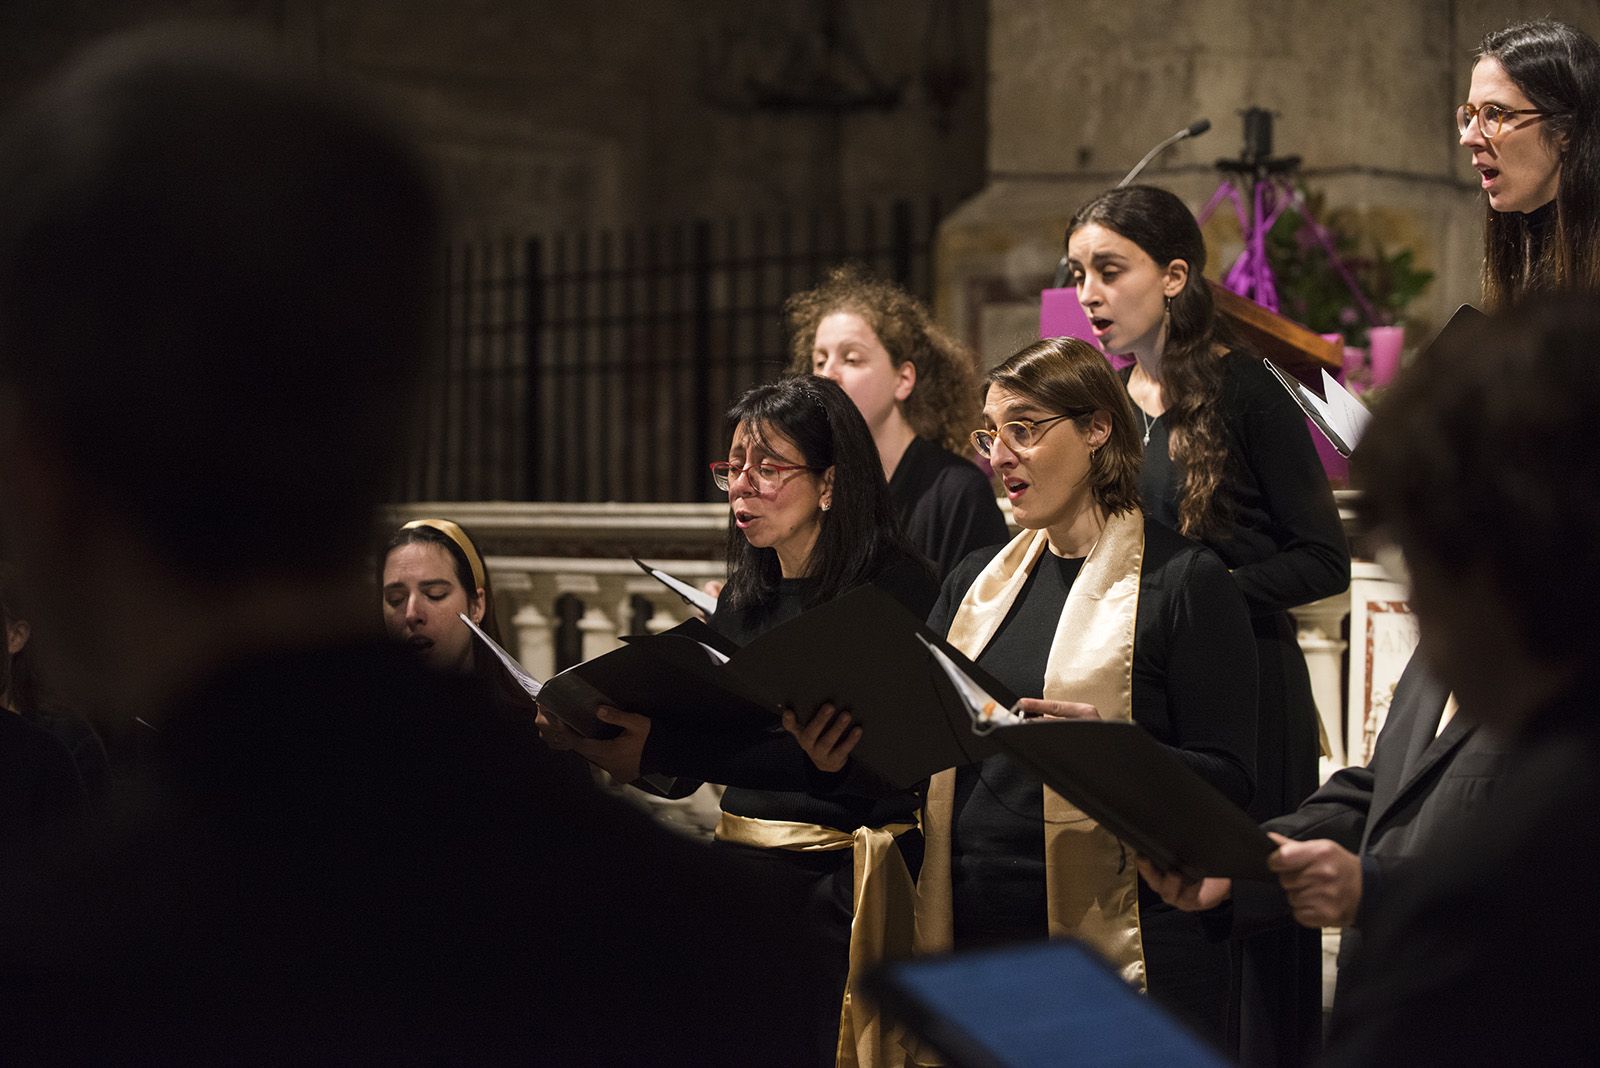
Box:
[1468,20,1600,308]
[1064,184,1350,1065]
[787,265,1009,578]
[537,374,938,1068]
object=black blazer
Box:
[1324,675,1600,1063]
[1228,653,1506,985]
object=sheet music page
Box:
[636,559,719,615]
[460,613,543,698]
[915,634,1025,729]
[1320,369,1372,448]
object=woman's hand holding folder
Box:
[535,703,651,783]
[782,703,861,773]
[1134,856,1233,911]
[1015,698,1101,721]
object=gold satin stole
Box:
[914,508,1148,995]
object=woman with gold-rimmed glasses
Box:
[1462,20,1600,306]
[537,373,937,1068]
[794,337,1258,1050]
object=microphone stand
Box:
[1052,119,1211,288]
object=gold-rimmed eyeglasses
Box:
[1456,101,1558,139]
[970,410,1087,458]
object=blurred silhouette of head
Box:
[0,25,441,711]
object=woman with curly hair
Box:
[1065,184,1349,1066]
[787,265,1008,578]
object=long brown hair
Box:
[1477,21,1600,308]
[785,264,981,454]
[0,563,39,714]
[985,338,1142,518]
[1068,186,1232,537]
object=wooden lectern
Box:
[1211,285,1343,384]
[1039,283,1343,385]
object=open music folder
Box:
[1266,303,1486,458]
[916,603,1275,881]
[466,584,999,786]
[633,557,719,616]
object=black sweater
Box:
[641,550,939,831]
[1129,352,1349,617]
[888,436,1010,580]
[929,519,1258,946]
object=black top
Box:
[0,642,824,1063]
[20,706,110,814]
[1125,352,1349,616]
[1523,199,1557,295]
[888,436,1011,579]
[641,549,939,831]
[929,519,1257,946]
[0,711,85,869]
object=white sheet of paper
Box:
[459,613,543,698]
[915,634,1026,730]
[1320,369,1372,449]
[642,563,719,615]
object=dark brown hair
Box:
[785,264,981,454]
[1477,20,1600,308]
[1067,185,1232,537]
[985,338,1142,518]
[381,522,520,704]
[0,562,39,715]
[720,375,926,613]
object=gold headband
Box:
[400,518,487,592]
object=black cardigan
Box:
[888,436,1010,580]
[1128,352,1349,616]
[929,518,1258,944]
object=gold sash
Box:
[914,509,1148,996]
[715,812,919,1068]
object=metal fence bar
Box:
[403,199,944,502]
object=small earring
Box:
[821,501,831,512]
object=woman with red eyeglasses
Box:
[537,373,937,1068]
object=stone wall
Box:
[0,0,988,238]
[940,0,1600,368]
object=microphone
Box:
[1116,118,1211,187]
[1050,120,1212,288]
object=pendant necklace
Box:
[1140,408,1157,447]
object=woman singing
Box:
[1064,183,1350,1064]
[796,338,1258,1047]
[537,374,937,1068]
[1465,19,1600,306]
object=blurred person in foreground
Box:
[0,25,819,1062]
[1321,296,1600,1062]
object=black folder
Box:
[538,618,772,739]
[730,585,1003,790]
[866,939,1229,1068]
[543,584,1002,788]
[992,719,1274,880]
